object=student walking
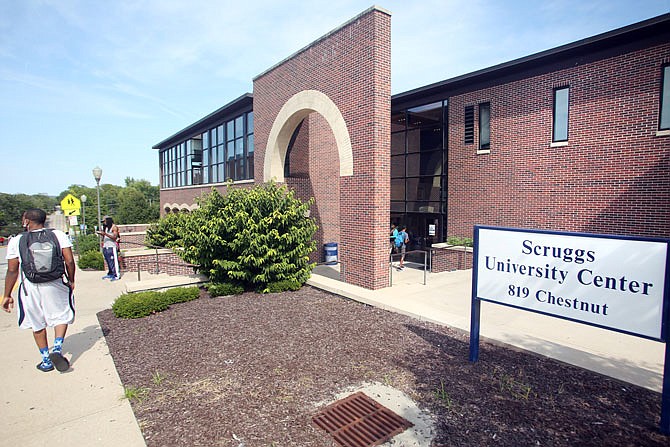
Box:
[394,225,409,270]
[2,208,76,372]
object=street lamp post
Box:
[92,167,103,253]
[80,194,87,234]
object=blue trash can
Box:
[324,243,338,265]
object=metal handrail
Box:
[119,241,200,281]
[389,249,429,286]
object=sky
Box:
[1,0,668,196]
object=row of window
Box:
[464,65,670,150]
[160,112,254,188]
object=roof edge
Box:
[152,93,253,149]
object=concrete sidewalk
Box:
[308,263,666,393]
[0,246,146,447]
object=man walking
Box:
[2,208,76,372]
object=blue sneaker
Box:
[110,277,120,281]
[102,274,112,280]
[36,360,54,372]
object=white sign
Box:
[475,227,668,340]
[69,215,79,226]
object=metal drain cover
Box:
[313,391,414,447]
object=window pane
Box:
[235,116,244,138]
[235,138,244,158]
[406,151,442,177]
[407,125,442,153]
[391,178,405,201]
[406,178,441,202]
[247,134,254,154]
[247,112,254,133]
[390,201,405,213]
[479,102,490,150]
[391,132,405,155]
[217,125,224,145]
[203,131,209,148]
[553,87,569,141]
[661,66,670,130]
[406,201,441,213]
[227,121,234,142]
[247,155,254,180]
[391,155,405,178]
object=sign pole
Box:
[469,226,481,362]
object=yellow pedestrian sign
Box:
[60,194,81,216]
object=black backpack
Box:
[18,229,66,283]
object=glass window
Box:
[215,125,222,145]
[479,102,490,150]
[406,151,442,177]
[247,112,254,133]
[235,116,244,138]
[407,126,442,153]
[227,121,235,142]
[247,134,254,154]
[406,178,441,202]
[661,65,670,131]
[203,131,209,148]
[391,155,405,178]
[391,132,405,155]
[553,87,569,142]
[391,178,405,201]
[235,138,244,159]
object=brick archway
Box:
[253,6,391,289]
[264,90,353,182]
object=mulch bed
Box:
[97,286,667,447]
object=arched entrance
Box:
[253,6,391,289]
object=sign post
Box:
[469,225,670,433]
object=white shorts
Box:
[17,279,75,331]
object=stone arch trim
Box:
[263,90,353,182]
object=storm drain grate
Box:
[313,391,414,447]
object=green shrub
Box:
[74,234,100,254]
[162,286,200,303]
[207,282,245,297]
[446,236,473,247]
[78,250,105,270]
[112,287,200,319]
[261,279,302,294]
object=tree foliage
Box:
[147,182,317,292]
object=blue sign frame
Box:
[468,225,670,434]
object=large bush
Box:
[161,182,317,292]
[145,211,187,248]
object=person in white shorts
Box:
[2,208,76,372]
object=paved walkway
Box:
[0,250,664,446]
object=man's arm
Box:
[62,247,75,290]
[2,258,19,312]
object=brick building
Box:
[153,7,670,289]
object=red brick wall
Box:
[447,43,670,240]
[254,7,391,289]
[432,247,473,273]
